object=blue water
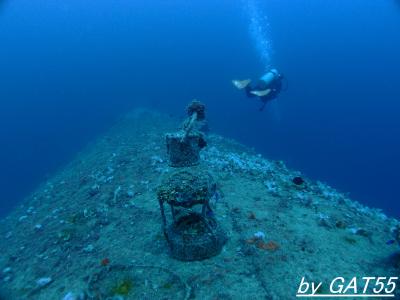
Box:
[0,0,399,217]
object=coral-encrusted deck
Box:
[0,110,398,299]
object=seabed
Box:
[0,109,398,299]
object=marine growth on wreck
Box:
[0,103,399,299]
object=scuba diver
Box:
[232,68,285,111]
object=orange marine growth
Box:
[100,258,110,266]
[256,240,280,251]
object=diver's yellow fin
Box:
[232,79,251,90]
[250,89,271,97]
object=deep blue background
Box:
[0,0,399,217]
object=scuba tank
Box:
[260,68,280,86]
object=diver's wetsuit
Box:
[245,77,283,111]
